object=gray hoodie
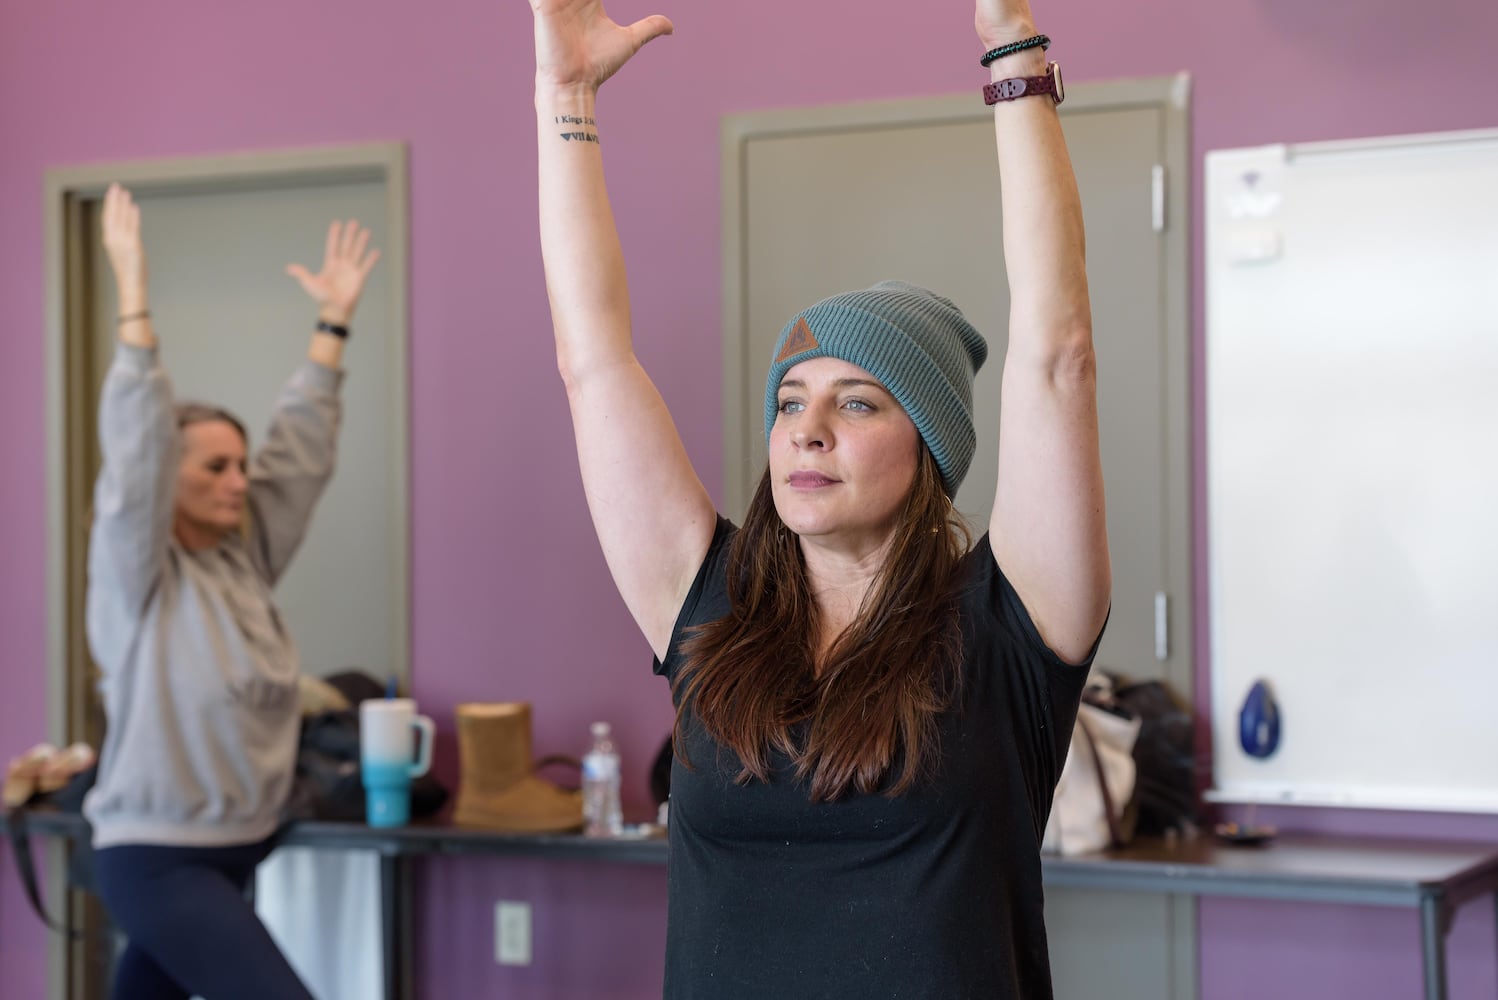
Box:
[83,343,341,849]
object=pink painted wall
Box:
[2,1,1495,997]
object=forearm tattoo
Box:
[554,114,600,144]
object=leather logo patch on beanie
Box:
[775,316,819,363]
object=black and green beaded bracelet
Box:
[979,33,1051,67]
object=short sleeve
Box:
[652,516,738,683]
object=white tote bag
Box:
[1042,694,1142,856]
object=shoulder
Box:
[956,532,1103,673]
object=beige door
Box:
[723,79,1195,999]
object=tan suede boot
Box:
[452,703,584,833]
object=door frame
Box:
[719,75,1195,999]
[42,142,410,1000]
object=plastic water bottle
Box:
[581,721,623,837]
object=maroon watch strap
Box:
[983,61,1063,106]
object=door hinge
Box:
[1154,591,1170,660]
[1151,164,1167,233]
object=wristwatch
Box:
[983,61,1064,106]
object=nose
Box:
[792,427,826,450]
[226,467,249,495]
[791,403,832,451]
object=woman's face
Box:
[769,356,920,551]
[175,420,249,540]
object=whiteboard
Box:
[1205,128,1498,813]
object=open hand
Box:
[101,183,147,296]
[285,220,381,327]
[529,0,673,92]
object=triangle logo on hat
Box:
[775,317,819,363]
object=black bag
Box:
[283,707,450,823]
[4,764,100,938]
[1111,676,1198,836]
[282,710,367,822]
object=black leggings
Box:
[94,839,315,1000]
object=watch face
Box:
[1050,61,1065,105]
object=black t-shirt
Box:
[653,517,1097,1000]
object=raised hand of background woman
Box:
[285,220,381,327]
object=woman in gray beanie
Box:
[530,0,1107,996]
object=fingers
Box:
[285,262,317,296]
[101,184,147,295]
[102,182,138,240]
[631,14,674,49]
[293,220,380,311]
[357,247,382,280]
[349,224,371,266]
[323,220,341,269]
[102,183,119,234]
[331,220,378,272]
[324,219,374,265]
[105,182,125,222]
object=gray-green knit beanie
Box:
[763,280,988,495]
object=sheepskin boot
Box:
[452,703,583,833]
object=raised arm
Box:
[982,0,1111,664]
[246,221,379,585]
[87,184,179,628]
[529,0,715,660]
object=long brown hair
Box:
[675,444,971,802]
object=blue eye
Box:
[843,399,872,412]
[778,399,803,414]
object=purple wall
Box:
[2,1,1495,997]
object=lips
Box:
[788,471,838,488]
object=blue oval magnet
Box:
[1239,679,1281,759]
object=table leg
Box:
[1419,894,1448,1000]
[381,854,403,1000]
[398,857,415,1000]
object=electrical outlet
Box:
[495,900,532,966]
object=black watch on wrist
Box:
[983,61,1064,106]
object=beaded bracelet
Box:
[979,34,1051,68]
